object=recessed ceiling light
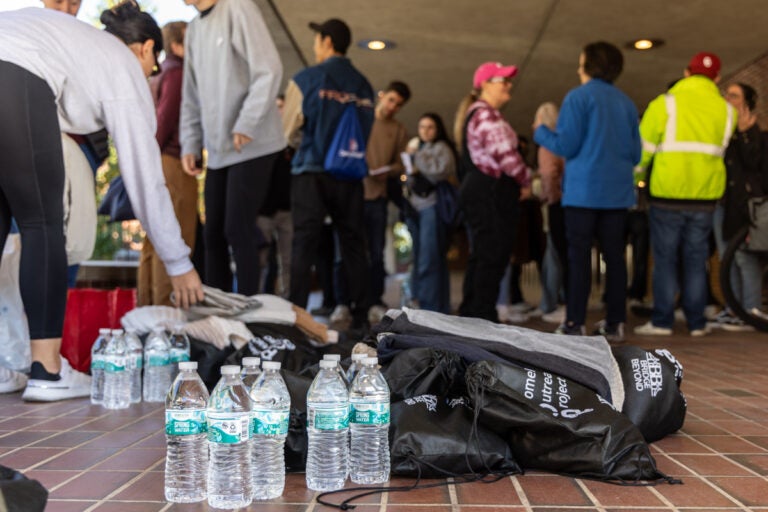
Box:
[357,39,396,51]
[626,38,665,51]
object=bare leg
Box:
[30,338,62,374]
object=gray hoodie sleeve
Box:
[180,25,203,159]
[229,0,283,138]
[414,141,456,183]
[103,98,193,277]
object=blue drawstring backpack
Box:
[324,103,367,181]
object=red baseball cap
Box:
[687,52,721,80]
[473,61,518,89]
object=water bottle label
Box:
[170,348,190,363]
[251,410,289,435]
[135,355,144,369]
[207,413,250,443]
[350,402,390,425]
[166,409,207,435]
[307,405,349,431]
[147,354,170,367]
[104,361,126,373]
[91,359,104,371]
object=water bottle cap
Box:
[323,354,341,362]
[98,328,111,334]
[262,361,281,370]
[110,329,124,335]
[351,353,366,361]
[179,361,198,370]
[220,365,240,375]
[319,360,336,369]
[241,357,261,367]
[363,357,378,366]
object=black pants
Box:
[547,201,568,298]
[626,209,649,301]
[204,152,279,295]
[459,170,519,322]
[290,173,368,321]
[0,61,67,339]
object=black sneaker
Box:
[554,322,586,336]
[593,320,626,344]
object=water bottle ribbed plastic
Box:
[306,359,349,491]
[103,329,130,409]
[240,357,261,393]
[90,328,111,405]
[345,353,366,384]
[249,361,290,500]
[349,357,390,484]
[165,361,209,503]
[143,327,172,402]
[168,327,191,382]
[323,353,349,388]
[207,365,252,509]
[124,329,143,403]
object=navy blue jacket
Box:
[291,56,374,174]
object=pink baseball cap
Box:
[473,61,518,89]
[687,52,721,80]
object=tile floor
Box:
[2,314,768,511]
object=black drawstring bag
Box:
[382,348,520,478]
[0,465,47,512]
[466,360,675,483]
[612,346,686,443]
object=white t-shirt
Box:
[0,8,192,276]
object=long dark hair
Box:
[101,0,162,55]
[419,112,458,160]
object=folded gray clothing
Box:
[381,308,625,411]
[182,285,262,319]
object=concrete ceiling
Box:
[259,0,768,142]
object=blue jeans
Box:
[406,205,450,313]
[712,205,762,311]
[649,206,713,330]
[539,231,563,313]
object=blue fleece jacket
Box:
[534,79,641,209]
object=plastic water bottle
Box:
[249,361,290,500]
[168,326,191,382]
[240,357,261,392]
[207,365,252,509]
[90,328,111,405]
[103,330,130,409]
[306,359,349,491]
[345,353,366,384]
[124,329,143,403]
[323,353,349,387]
[144,327,172,402]
[349,357,390,484]
[165,361,209,503]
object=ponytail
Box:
[453,90,479,154]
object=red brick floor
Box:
[2,315,768,511]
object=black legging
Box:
[203,152,278,295]
[0,61,67,339]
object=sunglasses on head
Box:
[488,76,512,84]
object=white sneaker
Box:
[690,325,712,337]
[506,311,530,324]
[0,366,27,394]
[541,305,566,324]
[508,302,533,314]
[528,308,545,318]
[367,304,388,325]
[749,307,768,321]
[22,358,91,402]
[496,304,510,323]
[634,321,673,336]
[329,305,352,324]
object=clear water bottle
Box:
[143,327,172,403]
[323,353,349,387]
[306,359,349,491]
[345,353,366,384]
[249,361,290,500]
[165,361,209,503]
[124,329,143,403]
[90,328,111,405]
[103,329,130,409]
[240,357,261,393]
[168,326,191,382]
[349,357,390,484]
[207,365,252,509]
